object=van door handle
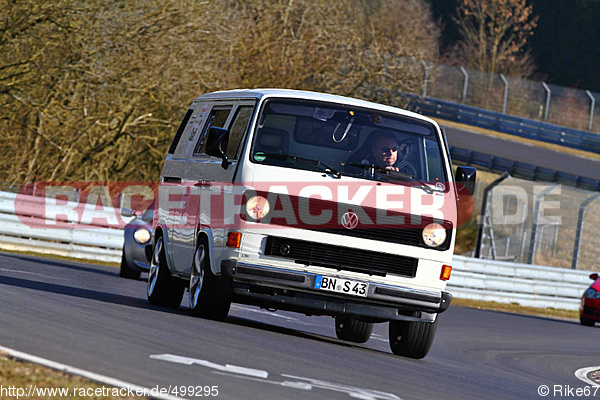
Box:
[194,180,211,187]
[163,176,181,183]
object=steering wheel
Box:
[397,161,417,178]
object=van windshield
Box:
[250,98,448,187]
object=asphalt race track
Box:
[443,125,600,182]
[1,252,599,400]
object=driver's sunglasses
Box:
[377,146,398,153]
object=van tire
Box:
[388,318,437,359]
[147,235,184,308]
[189,237,231,321]
[335,317,373,343]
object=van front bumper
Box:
[221,260,451,323]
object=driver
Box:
[362,131,413,175]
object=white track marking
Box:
[0,268,48,276]
[230,304,321,327]
[230,304,302,321]
[152,353,401,400]
[370,333,388,342]
[575,366,600,387]
[150,354,268,378]
[0,345,186,400]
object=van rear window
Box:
[168,108,194,154]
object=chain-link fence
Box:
[420,61,600,134]
[476,175,600,270]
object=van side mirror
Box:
[455,166,477,196]
[120,207,134,218]
[205,126,231,169]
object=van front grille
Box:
[264,236,418,278]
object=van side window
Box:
[194,107,232,155]
[226,106,254,159]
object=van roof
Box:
[193,89,437,126]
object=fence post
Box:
[421,60,430,97]
[572,193,600,269]
[542,82,551,122]
[500,74,509,114]
[586,90,595,131]
[474,171,510,259]
[527,185,556,264]
[460,67,469,104]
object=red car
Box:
[580,273,600,326]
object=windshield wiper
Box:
[348,163,435,194]
[265,154,342,179]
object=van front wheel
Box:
[335,317,373,343]
[388,318,437,359]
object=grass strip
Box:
[452,297,579,321]
[0,352,146,400]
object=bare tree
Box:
[195,0,439,102]
[450,0,538,77]
[0,0,440,186]
[0,0,193,184]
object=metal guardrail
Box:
[407,95,600,154]
[0,191,592,310]
[448,256,591,311]
[0,191,129,263]
[449,147,600,191]
[397,93,600,190]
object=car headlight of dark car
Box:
[133,227,151,245]
[584,288,600,299]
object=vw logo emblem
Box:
[341,211,359,230]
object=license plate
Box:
[314,275,368,297]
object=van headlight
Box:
[422,223,447,248]
[133,227,151,244]
[246,196,270,220]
